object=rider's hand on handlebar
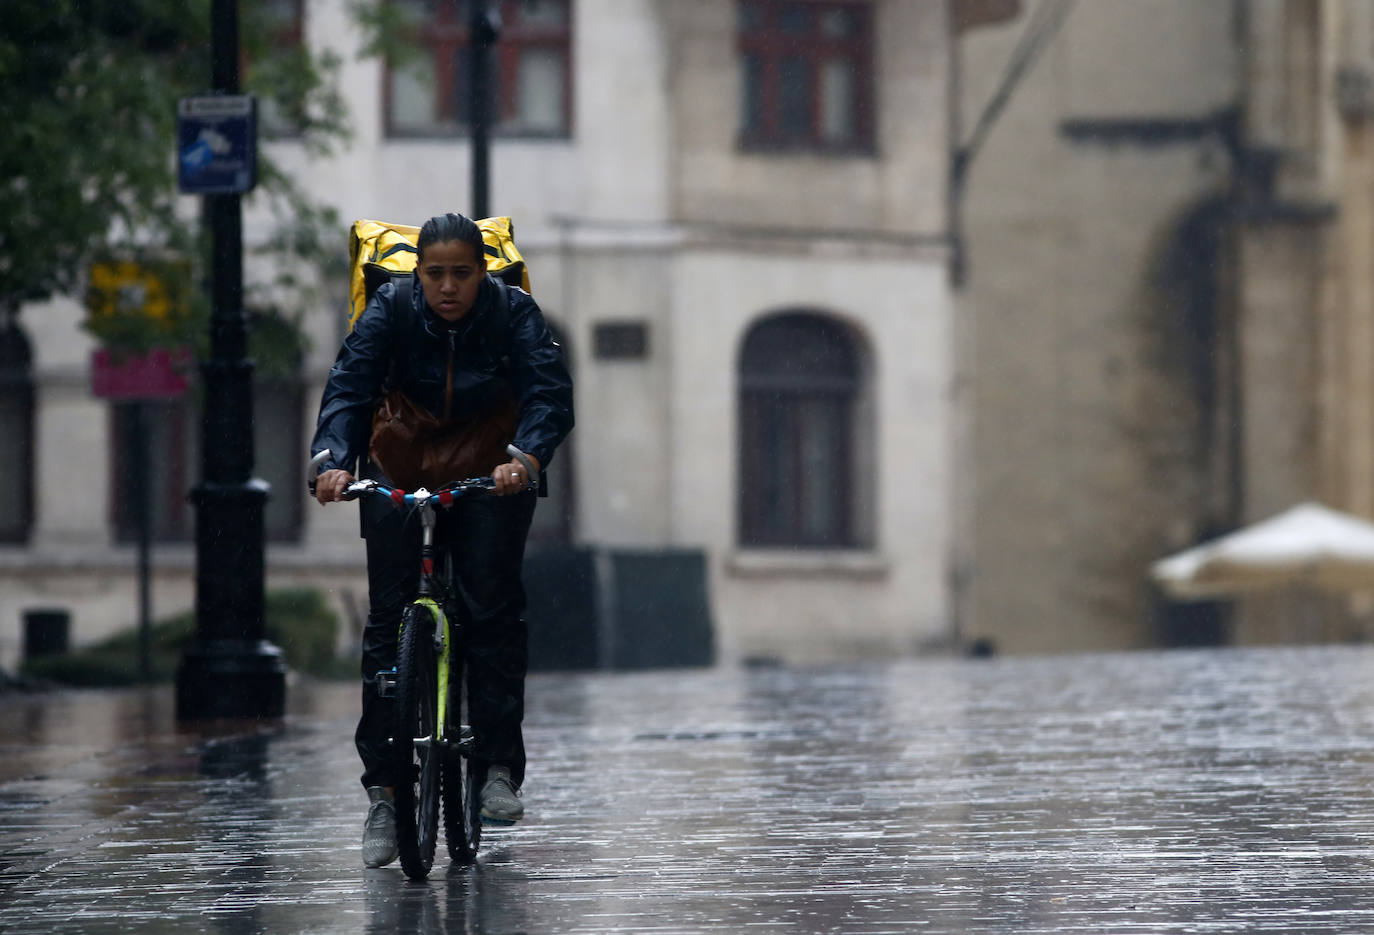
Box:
[492,454,540,496]
[314,469,355,505]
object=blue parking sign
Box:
[177,95,257,194]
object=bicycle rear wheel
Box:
[443,656,482,863]
[393,603,441,880]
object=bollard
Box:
[23,609,70,659]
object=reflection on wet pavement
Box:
[4,646,1374,932]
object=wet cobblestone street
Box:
[4,645,1374,933]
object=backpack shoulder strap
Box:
[490,276,512,320]
[484,277,516,365]
[381,282,412,391]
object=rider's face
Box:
[418,240,486,322]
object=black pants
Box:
[355,489,537,790]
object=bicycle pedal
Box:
[375,668,397,698]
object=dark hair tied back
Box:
[417,212,485,262]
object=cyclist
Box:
[310,212,574,869]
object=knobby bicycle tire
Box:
[393,603,441,880]
[443,651,482,863]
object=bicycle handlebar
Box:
[308,446,532,499]
[340,475,496,508]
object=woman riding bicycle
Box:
[310,212,574,869]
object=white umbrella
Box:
[1151,502,1374,600]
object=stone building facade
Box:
[0,0,958,669]
[14,0,1361,669]
[957,0,1374,652]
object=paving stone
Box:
[2,646,1374,933]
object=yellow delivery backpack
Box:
[347,216,531,330]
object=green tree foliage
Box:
[0,0,350,331]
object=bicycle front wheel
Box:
[443,657,481,863]
[393,603,441,880]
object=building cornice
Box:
[544,216,952,264]
[0,544,364,574]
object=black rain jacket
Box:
[311,273,574,483]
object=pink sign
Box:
[91,347,193,400]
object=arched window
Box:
[0,320,34,543]
[738,312,864,548]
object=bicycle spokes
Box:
[393,608,441,879]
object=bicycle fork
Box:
[418,496,479,760]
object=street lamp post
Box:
[175,0,286,720]
[469,0,501,218]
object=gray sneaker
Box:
[362,786,398,868]
[479,766,524,824]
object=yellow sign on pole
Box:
[83,258,194,358]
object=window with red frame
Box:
[108,308,306,544]
[737,0,874,151]
[109,378,306,544]
[387,0,572,138]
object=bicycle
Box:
[309,445,537,880]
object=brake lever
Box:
[307,448,332,495]
[506,444,539,490]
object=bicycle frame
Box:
[308,445,527,876]
[341,480,488,734]
[342,478,494,876]
[412,489,454,758]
